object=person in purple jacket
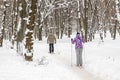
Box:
[71,32,84,67]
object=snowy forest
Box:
[0,0,120,61]
[0,0,120,80]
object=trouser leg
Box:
[76,48,79,66]
[76,48,83,66]
[79,48,83,66]
[51,44,54,53]
[49,44,52,53]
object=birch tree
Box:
[16,0,27,55]
[1,0,7,47]
[24,0,37,61]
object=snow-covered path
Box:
[0,41,104,80]
[49,53,104,80]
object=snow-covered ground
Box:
[84,33,120,80]
[0,32,120,80]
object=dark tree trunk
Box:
[113,20,117,40]
[25,0,37,61]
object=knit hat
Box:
[76,32,80,39]
[76,32,80,35]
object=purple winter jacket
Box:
[71,34,84,49]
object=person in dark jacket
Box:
[47,32,56,53]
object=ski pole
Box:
[83,45,86,66]
[71,40,73,66]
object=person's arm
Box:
[54,35,56,43]
[82,37,85,43]
[71,38,76,44]
[47,36,49,44]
